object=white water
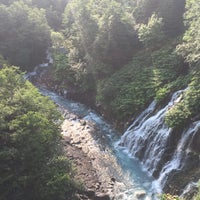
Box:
[153,120,200,192]
[120,88,200,194]
[120,90,184,176]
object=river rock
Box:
[134,190,146,199]
[94,193,110,200]
[80,119,87,126]
[61,113,116,199]
[85,190,95,198]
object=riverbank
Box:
[61,109,113,200]
[29,65,153,200]
[59,107,148,200]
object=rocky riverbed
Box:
[28,64,150,200]
[60,108,147,200]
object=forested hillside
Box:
[0,0,200,199]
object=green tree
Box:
[63,0,139,70]
[0,66,79,200]
[31,0,69,30]
[51,31,65,50]
[176,0,200,64]
[138,13,165,47]
[52,52,75,86]
[133,0,185,37]
[165,71,200,128]
[0,1,51,71]
[159,0,185,37]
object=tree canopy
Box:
[0,1,51,70]
[0,66,79,200]
[176,0,200,65]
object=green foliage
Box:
[30,0,69,31]
[0,66,80,200]
[194,181,200,200]
[151,46,186,103]
[97,54,155,121]
[194,182,200,200]
[165,101,191,128]
[155,75,190,103]
[91,0,139,67]
[138,13,165,47]
[151,45,185,87]
[155,87,170,103]
[159,193,180,200]
[51,51,95,94]
[0,54,9,66]
[97,43,187,121]
[62,0,139,71]
[165,71,200,128]
[0,1,51,70]
[195,193,200,200]
[51,31,65,50]
[52,52,75,85]
[176,0,200,64]
[133,0,185,37]
[159,0,185,37]
[62,0,98,58]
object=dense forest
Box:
[0,0,200,199]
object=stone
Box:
[135,190,146,199]
[80,120,87,126]
[111,177,116,182]
[94,193,110,200]
[85,190,95,198]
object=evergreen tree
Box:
[0,67,79,200]
[0,2,51,71]
[176,0,200,64]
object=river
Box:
[39,87,157,200]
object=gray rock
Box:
[94,193,110,200]
[135,190,146,199]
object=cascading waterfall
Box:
[120,90,184,175]
[120,88,200,194]
[154,120,200,192]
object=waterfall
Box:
[154,120,200,192]
[120,90,184,176]
[120,89,200,194]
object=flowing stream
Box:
[25,53,157,199]
[27,52,199,199]
[40,88,156,200]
